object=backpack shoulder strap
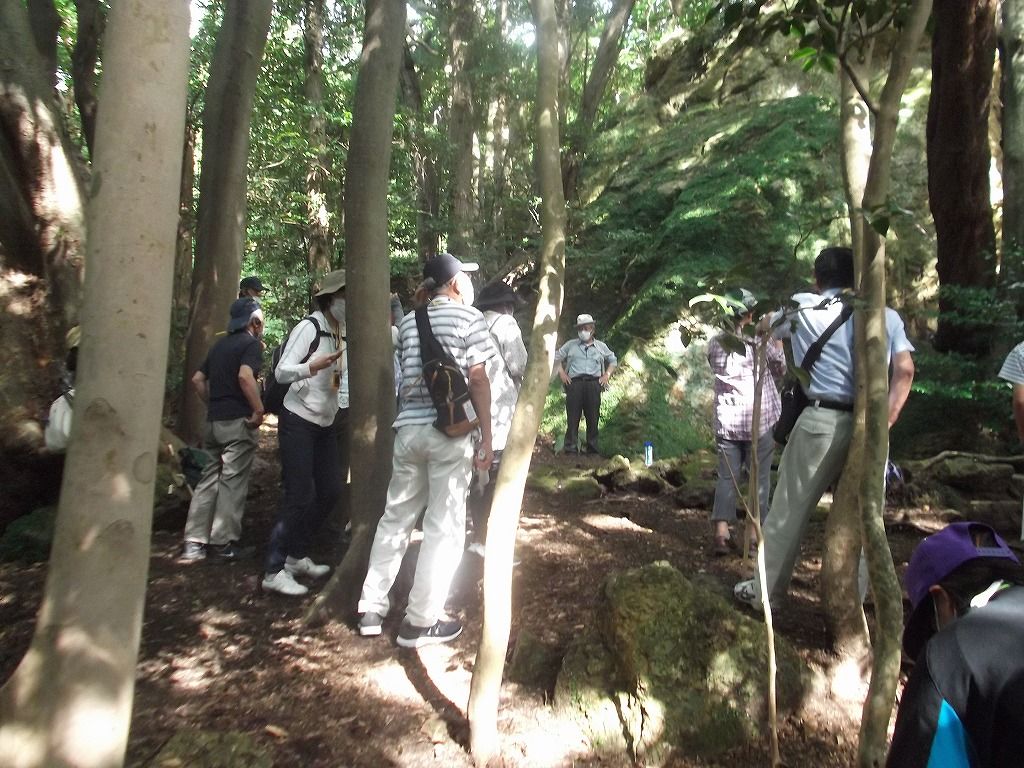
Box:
[800,300,853,373]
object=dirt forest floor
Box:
[1,421,1013,768]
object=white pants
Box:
[358,424,474,627]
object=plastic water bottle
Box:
[643,441,654,467]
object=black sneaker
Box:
[177,541,206,563]
[396,618,463,649]
[208,541,256,562]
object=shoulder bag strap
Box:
[415,306,444,366]
[800,300,853,373]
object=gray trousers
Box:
[753,406,853,602]
[183,417,258,546]
[712,431,775,525]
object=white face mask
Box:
[578,329,593,342]
[329,297,346,324]
[456,273,475,306]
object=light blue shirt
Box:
[555,338,617,379]
[772,289,914,403]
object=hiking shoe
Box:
[284,556,330,579]
[208,541,256,561]
[396,618,463,649]
[178,541,206,563]
[358,611,384,637]
[261,569,309,597]
[733,579,762,611]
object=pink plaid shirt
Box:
[707,334,785,441]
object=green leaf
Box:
[791,46,818,61]
[792,366,811,388]
[719,333,748,355]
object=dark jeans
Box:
[564,377,602,454]
[265,407,342,574]
[332,407,351,528]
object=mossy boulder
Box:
[146,729,271,767]
[0,506,57,562]
[508,629,563,690]
[555,562,808,764]
[930,456,1015,494]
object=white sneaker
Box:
[284,556,330,579]
[733,579,762,611]
[262,569,309,596]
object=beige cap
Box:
[576,313,595,327]
[314,269,347,296]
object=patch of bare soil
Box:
[0,425,1003,767]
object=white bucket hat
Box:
[575,313,595,327]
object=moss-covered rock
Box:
[0,506,57,562]
[508,629,563,690]
[146,729,272,767]
[555,562,808,764]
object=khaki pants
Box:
[183,418,258,546]
[754,405,853,601]
[359,424,474,627]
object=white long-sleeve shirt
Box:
[276,310,343,427]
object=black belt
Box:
[572,375,600,382]
[809,399,853,412]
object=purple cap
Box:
[902,522,1019,658]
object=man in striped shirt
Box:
[358,253,494,648]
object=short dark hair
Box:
[938,557,1024,614]
[814,247,855,290]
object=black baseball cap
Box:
[227,297,261,333]
[424,253,479,286]
[239,276,265,294]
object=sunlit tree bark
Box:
[305,0,406,624]
[468,0,566,758]
[0,3,189,766]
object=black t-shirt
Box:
[200,331,263,422]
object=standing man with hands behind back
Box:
[557,314,617,455]
[179,297,265,563]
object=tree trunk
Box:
[179,0,273,445]
[851,3,932,765]
[1002,0,1024,304]
[0,0,86,458]
[170,119,196,390]
[467,0,567,759]
[26,0,60,89]
[490,0,509,240]
[929,0,998,356]
[447,0,476,257]
[72,0,105,157]
[0,4,189,767]
[304,0,405,626]
[304,0,332,277]
[399,46,441,262]
[822,58,872,664]
[560,0,636,204]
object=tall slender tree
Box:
[929,0,998,356]
[304,0,333,277]
[468,0,567,758]
[179,0,273,445]
[447,0,477,256]
[72,0,105,157]
[305,0,406,624]
[1002,0,1024,301]
[0,3,189,766]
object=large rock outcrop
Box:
[555,561,808,764]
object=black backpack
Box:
[261,316,327,415]
[415,306,478,437]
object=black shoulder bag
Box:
[415,306,479,437]
[772,302,853,445]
